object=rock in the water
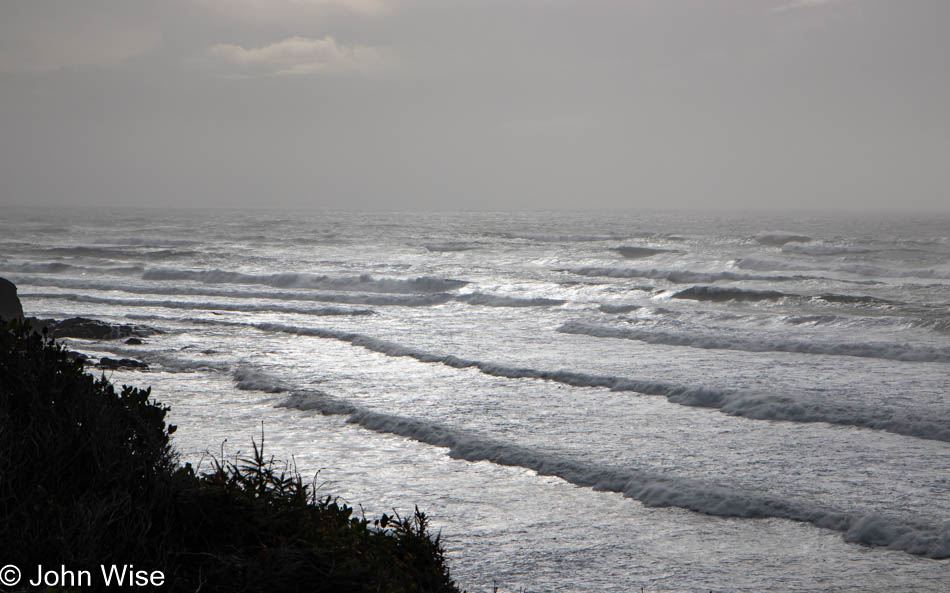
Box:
[125,337,144,345]
[29,317,147,340]
[96,357,149,370]
[0,277,24,321]
[614,246,673,259]
[65,350,91,364]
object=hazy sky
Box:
[1,0,947,211]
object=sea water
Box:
[2,207,949,592]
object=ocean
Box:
[2,207,949,592]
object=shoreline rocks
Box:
[2,278,152,371]
[27,316,153,340]
[97,357,149,370]
[0,277,25,321]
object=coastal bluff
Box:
[0,277,24,321]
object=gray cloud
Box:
[193,0,389,20]
[200,36,385,76]
[0,13,161,73]
[0,0,947,211]
[772,0,848,12]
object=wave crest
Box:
[456,293,566,307]
[243,321,950,443]
[557,321,950,363]
[558,267,826,284]
[754,231,813,246]
[280,390,950,559]
[672,286,790,302]
[782,242,874,256]
[614,246,674,259]
[143,267,468,294]
[10,276,455,306]
[24,293,376,316]
[233,367,287,393]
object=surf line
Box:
[237,320,950,443]
[279,390,950,560]
[106,312,950,444]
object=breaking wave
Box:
[9,276,454,307]
[36,246,197,259]
[813,293,901,306]
[672,286,791,302]
[672,286,900,306]
[0,262,145,275]
[598,304,642,314]
[279,390,950,559]
[22,293,375,317]
[93,237,200,247]
[3,262,75,274]
[557,321,950,363]
[501,233,626,242]
[778,313,950,333]
[614,246,674,259]
[232,321,950,443]
[424,242,481,252]
[736,258,950,281]
[16,278,568,310]
[233,367,287,393]
[781,314,854,326]
[777,314,909,330]
[834,263,950,280]
[733,258,811,272]
[558,267,829,284]
[455,293,566,307]
[754,231,813,246]
[142,267,468,294]
[782,242,875,256]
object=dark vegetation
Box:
[0,319,460,592]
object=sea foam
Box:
[9,276,454,306]
[279,390,950,559]
[235,321,950,443]
[142,267,468,294]
[557,321,950,363]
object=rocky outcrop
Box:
[96,357,149,370]
[65,350,91,365]
[5,285,152,370]
[0,277,24,321]
[27,317,151,340]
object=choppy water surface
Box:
[3,207,949,592]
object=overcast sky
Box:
[1,0,947,211]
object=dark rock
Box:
[125,337,144,345]
[672,286,788,302]
[96,357,149,370]
[54,317,138,339]
[64,350,90,364]
[614,246,674,259]
[0,277,24,321]
[28,317,149,340]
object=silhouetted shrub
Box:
[0,319,459,592]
